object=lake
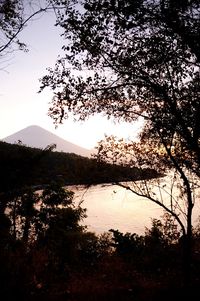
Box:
[67,178,200,235]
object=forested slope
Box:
[0,141,159,192]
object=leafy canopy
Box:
[40,0,200,177]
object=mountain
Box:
[2,125,92,157]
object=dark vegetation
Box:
[39,0,200,296]
[1,0,200,300]
[0,141,159,190]
[1,179,200,301]
[0,141,200,301]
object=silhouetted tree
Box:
[0,182,89,299]
[0,0,66,67]
[39,0,200,287]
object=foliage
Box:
[110,212,182,274]
[40,0,200,177]
[0,0,26,56]
[0,0,68,67]
[4,183,85,243]
[39,1,200,286]
[0,140,159,192]
[40,0,200,237]
[0,182,87,297]
[1,0,200,296]
[2,183,200,300]
[109,229,144,257]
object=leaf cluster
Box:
[40,0,200,178]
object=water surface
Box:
[69,183,171,234]
[67,177,200,235]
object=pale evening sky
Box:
[0,7,143,150]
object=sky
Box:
[0,5,143,150]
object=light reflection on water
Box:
[67,177,200,235]
[69,183,165,234]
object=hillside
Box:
[2,125,92,157]
[0,141,159,192]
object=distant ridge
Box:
[2,125,92,157]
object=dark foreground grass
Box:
[11,254,199,301]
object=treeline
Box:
[0,141,159,192]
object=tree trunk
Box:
[182,202,193,291]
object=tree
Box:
[0,0,67,68]
[5,182,86,245]
[39,0,200,287]
[0,182,88,299]
[92,134,198,285]
[0,0,27,58]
